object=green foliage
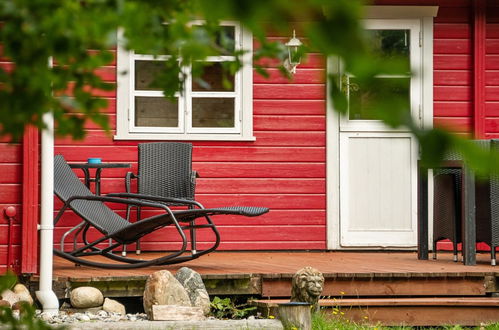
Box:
[0,0,497,173]
[210,296,256,319]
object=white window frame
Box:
[115,21,255,141]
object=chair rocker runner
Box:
[53,154,269,269]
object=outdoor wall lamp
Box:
[284,30,302,74]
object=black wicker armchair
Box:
[432,139,499,265]
[53,154,269,269]
[124,142,198,255]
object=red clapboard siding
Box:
[254,84,325,100]
[195,178,325,194]
[253,68,325,84]
[192,162,325,178]
[434,102,472,117]
[434,117,472,133]
[254,115,325,131]
[486,71,499,85]
[0,224,21,244]
[485,118,499,132]
[487,40,499,54]
[486,55,499,69]
[0,164,21,183]
[486,87,499,100]
[56,146,326,162]
[434,39,471,54]
[0,185,21,204]
[434,70,471,86]
[486,102,499,116]
[0,144,22,162]
[488,24,499,38]
[253,132,325,147]
[0,246,21,272]
[434,23,471,39]
[434,86,472,101]
[434,7,472,24]
[254,100,326,115]
[434,55,472,70]
[54,209,326,227]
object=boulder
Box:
[103,298,126,315]
[174,267,211,316]
[143,270,191,319]
[1,289,19,307]
[13,284,34,305]
[70,287,104,308]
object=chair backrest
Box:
[137,142,195,200]
[54,155,130,235]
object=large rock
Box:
[70,287,104,308]
[143,270,191,319]
[174,267,211,316]
[13,284,34,305]
[1,289,20,307]
[103,298,126,315]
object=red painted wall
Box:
[0,139,22,273]
[3,0,499,272]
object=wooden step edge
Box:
[251,297,499,308]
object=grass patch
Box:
[311,311,499,330]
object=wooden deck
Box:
[28,251,499,297]
[27,251,499,326]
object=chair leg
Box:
[432,240,437,260]
[136,206,141,255]
[190,220,197,254]
[453,242,458,262]
[492,246,496,266]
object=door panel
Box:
[340,133,418,247]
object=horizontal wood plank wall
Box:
[0,141,23,273]
[485,0,499,137]
[53,33,327,251]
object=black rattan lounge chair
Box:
[53,154,269,269]
[124,142,198,255]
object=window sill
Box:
[114,133,256,141]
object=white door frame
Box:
[326,6,437,250]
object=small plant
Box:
[210,296,256,319]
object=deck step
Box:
[252,297,499,326]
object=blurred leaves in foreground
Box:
[0,0,496,173]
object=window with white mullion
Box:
[130,54,184,133]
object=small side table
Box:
[69,162,131,196]
[62,162,131,253]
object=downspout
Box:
[35,112,59,314]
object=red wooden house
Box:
[0,0,496,276]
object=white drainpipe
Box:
[35,112,59,314]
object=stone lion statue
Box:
[290,266,324,312]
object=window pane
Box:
[192,62,235,92]
[192,25,235,55]
[349,77,410,120]
[192,98,235,128]
[366,29,410,72]
[135,60,164,90]
[217,26,235,54]
[135,97,178,127]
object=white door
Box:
[338,19,422,248]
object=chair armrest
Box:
[125,172,138,193]
[65,194,174,210]
[107,192,205,209]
